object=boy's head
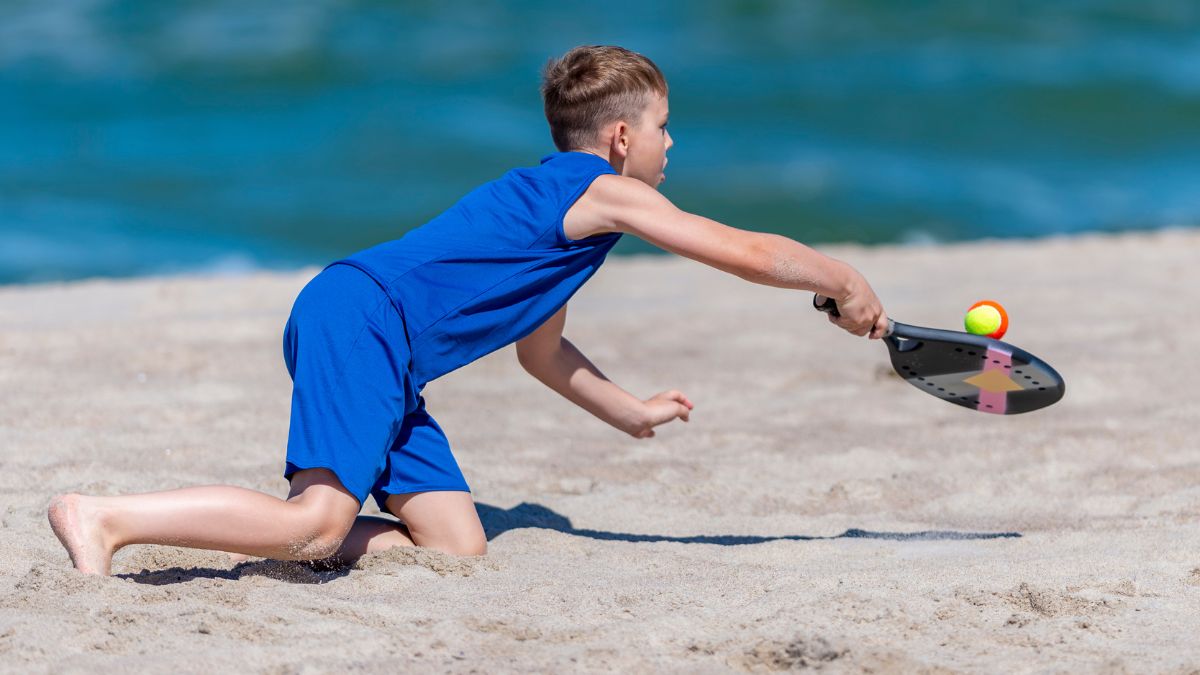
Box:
[541,45,672,186]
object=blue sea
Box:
[3,1,1198,284]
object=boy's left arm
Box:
[515,304,692,439]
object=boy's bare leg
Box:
[229,514,415,566]
[299,491,486,566]
[384,491,487,556]
[312,515,418,566]
[48,468,359,575]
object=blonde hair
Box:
[540,45,668,152]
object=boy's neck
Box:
[569,146,620,173]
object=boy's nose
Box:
[665,130,674,149]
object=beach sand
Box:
[1,231,1198,673]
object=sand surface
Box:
[1,231,1199,673]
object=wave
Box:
[1,0,1198,283]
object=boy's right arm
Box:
[515,304,693,439]
[577,174,888,338]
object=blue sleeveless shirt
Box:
[334,151,621,388]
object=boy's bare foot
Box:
[47,494,115,575]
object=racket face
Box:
[885,323,1065,415]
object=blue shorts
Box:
[282,263,470,511]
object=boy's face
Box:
[621,93,673,188]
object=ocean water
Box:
[2,0,1198,283]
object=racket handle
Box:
[813,294,840,317]
[812,294,894,338]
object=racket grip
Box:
[812,294,895,337]
[813,294,840,317]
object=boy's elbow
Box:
[515,342,555,376]
[516,346,540,374]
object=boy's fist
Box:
[628,390,693,438]
[827,267,889,339]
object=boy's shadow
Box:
[476,502,1021,544]
[118,557,354,586]
[118,501,1019,586]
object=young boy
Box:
[49,45,888,575]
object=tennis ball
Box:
[964,300,1008,339]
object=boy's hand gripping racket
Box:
[814,295,1065,415]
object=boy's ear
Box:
[609,121,630,159]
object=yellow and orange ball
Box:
[964,300,1008,339]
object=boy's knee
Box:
[285,473,360,560]
[292,506,355,560]
[297,527,351,560]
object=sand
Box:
[1,230,1199,673]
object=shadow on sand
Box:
[476,502,1021,545]
[117,557,354,585]
[116,501,1019,585]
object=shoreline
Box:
[2,226,1196,292]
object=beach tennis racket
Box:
[814,295,1065,415]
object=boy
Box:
[49,45,888,575]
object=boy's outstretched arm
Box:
[515,304,692,438]
[577,175,889,339]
